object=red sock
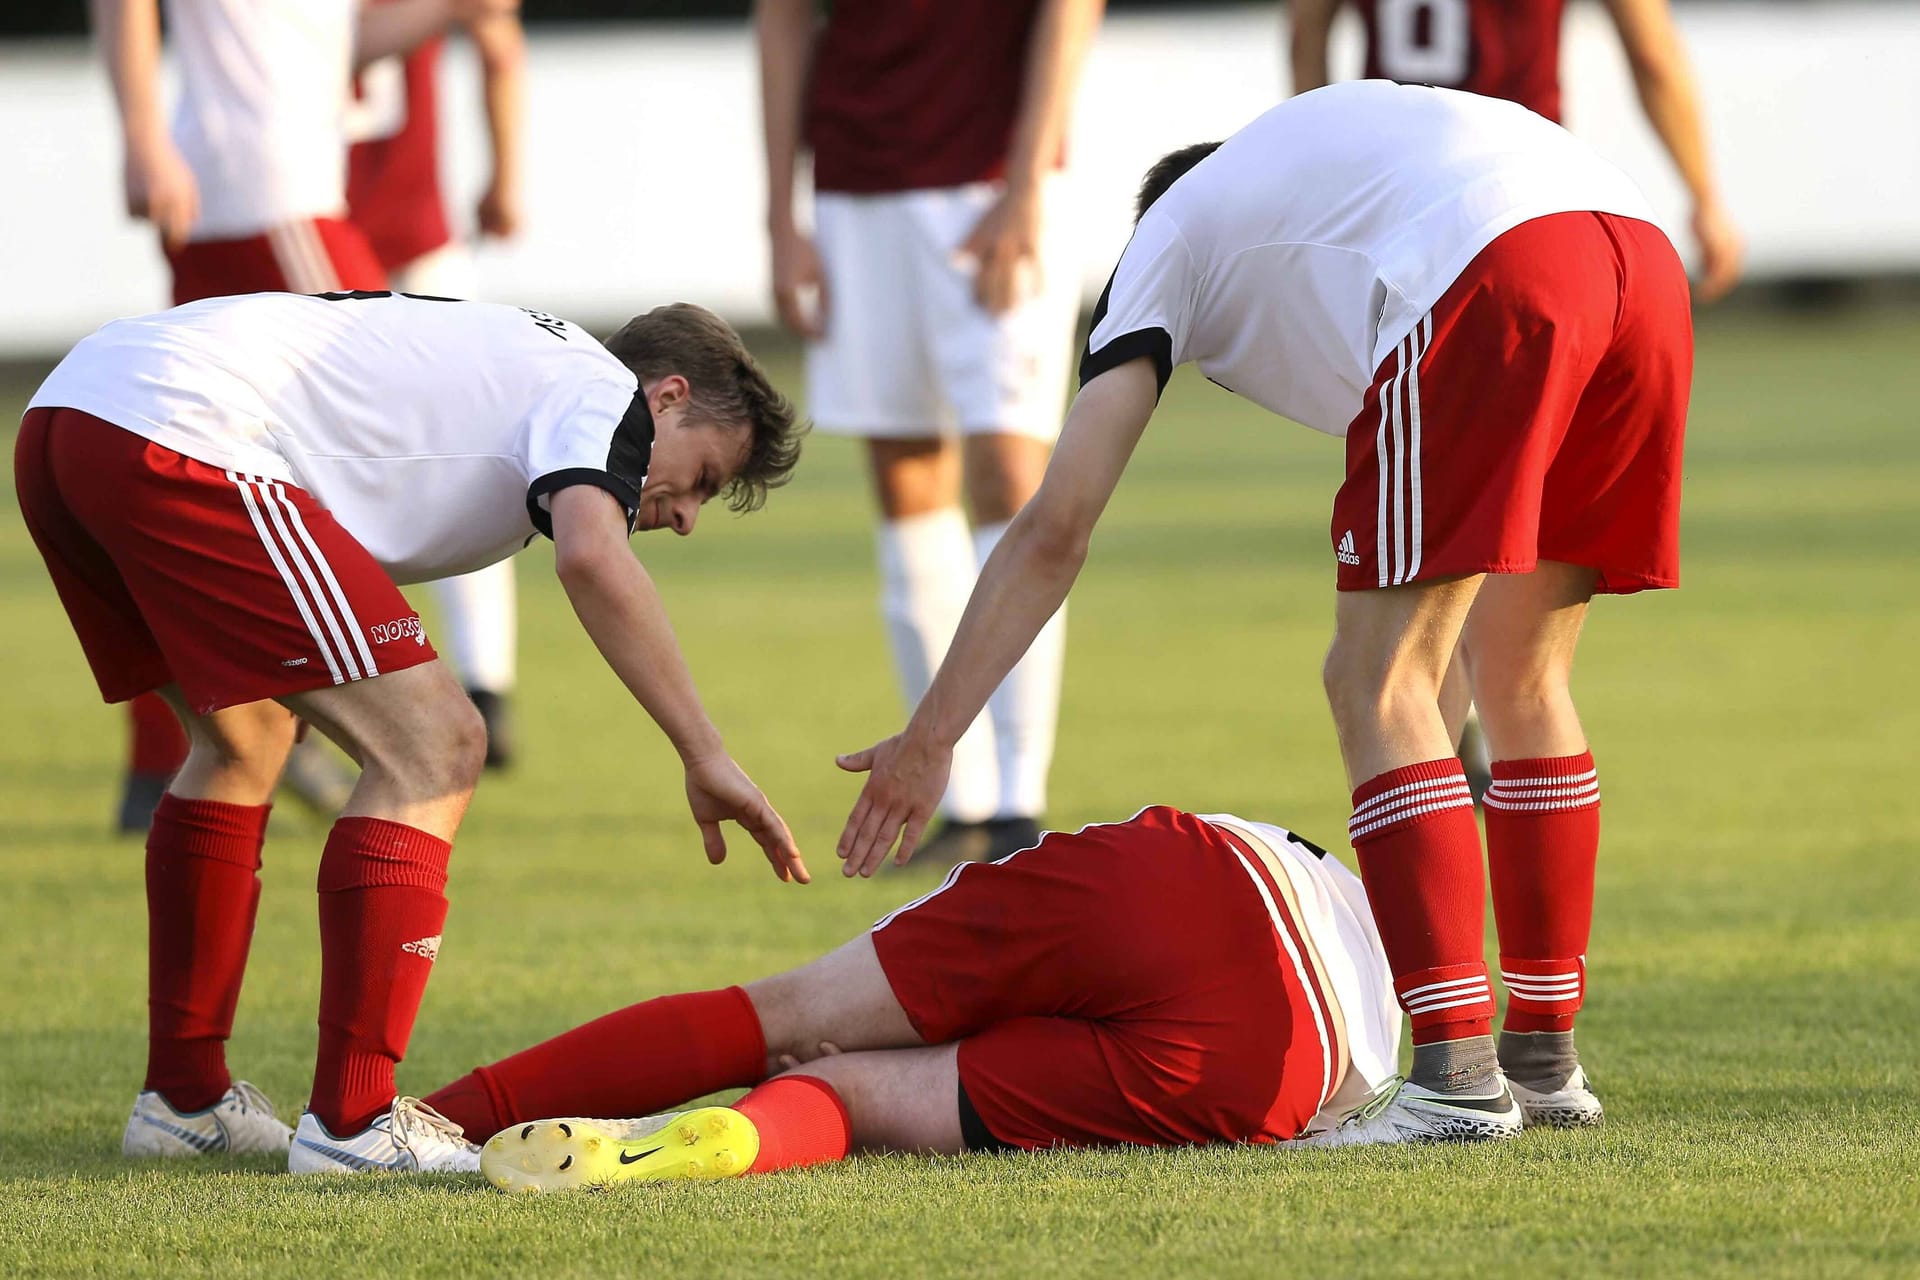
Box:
[129,693,189,777]
[309,817,452,1136]
[424,987,766,1138]
[1485,751,1600,1033]
[736,1075,851,1174]
[143,795,271,1112]
[1349,758,1495,1045]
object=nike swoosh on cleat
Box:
[1427,1092,1517,1115]
[295,1137,412,1171]
[617,1146,664,1165]
[139,1113,220,1151]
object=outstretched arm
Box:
[470,9,526,238]
[835,358,1161,875]
[1288,0,1340,94]
[1603,0,1743,300]
[91,0,198,251]
[549,485,806,883]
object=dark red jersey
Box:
[1355,0,1567,123]
[346,36,452,270]
[805,0,1049,193]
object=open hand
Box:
[1691,199,1745,303]
[835,733,952,877]
[685,755,808,883]
[956,184,1043,314]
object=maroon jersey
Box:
[1355,0,1566,123]
[346,36,452,270]
[805,0,1046,194]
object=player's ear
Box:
[645,373,692,418]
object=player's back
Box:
[31,293,642,582]
[1134,81,1653,431]
[1354,0,1567,121]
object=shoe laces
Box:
[388,1097,472,1153]
[1337,1075,1406,1129]
[229,1080,277,1119]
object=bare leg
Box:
[281,660,486,841]
[1460,562,1597,760]
[780,1045,965,1155]
[154,686,298,806]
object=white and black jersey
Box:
[28,292,649,583]
[1081,81,1659,435]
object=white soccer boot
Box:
[122,1080,293,1157]
[1508,1063,1605,1128]
[288,1096,481,1175]
[1299,1075,1523,1148]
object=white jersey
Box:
[1082,81,1659,436]
[1199,814,1401,1131]
[29,292,647,583]
[166,0,357,237]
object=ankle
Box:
[1498,1029,1579,1091]
[1410,1035,1500,1094]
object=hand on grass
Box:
[834,732,951,877]
[685,756,808,884]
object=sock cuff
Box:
[1485,752,1599,813]
[1349,758,1473,843]
[1393,962,1496,1033]
[768,1072,852,1129]
[1498,955,1587,1012]
[317,818,452,893]
[149,794,271,866]
[721,985,769,1080]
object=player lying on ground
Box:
[836,81,1691,1145]
[416,807,1405,1193]
[16,292,808,1174]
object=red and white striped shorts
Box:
[14,409,435,715]
[1331,211,1692,595]
[165,216,387,306]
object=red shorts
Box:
[871,807,1338,1150]
[166,216,387,305]
[1332,211,1693,595]
[14,409,436,715]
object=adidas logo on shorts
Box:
[1336,530,1361,567]
[400,935,442,961]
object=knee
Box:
[190,703,297,775]
[372,692,487,802]
[1322,634,1439,731]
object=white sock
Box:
[877,510,998,823]
[973,520,1064,819]
[429,560,518,694]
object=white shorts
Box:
[807,182,1081,441]
[389,241,477,299]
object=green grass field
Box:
[2,309,1917,1278]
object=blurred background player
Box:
[755,0,1105,865]
[1289,0,1743,302]
[347,2,529,767]
[1288,0,1744,799]
[425,806,1403,1191]
[92,0,512,830]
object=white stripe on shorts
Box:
[226,471,346,685]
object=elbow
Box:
[1023,508,1094,571]
[553,539,615,593]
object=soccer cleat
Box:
[1509,1064,1605,1128]
[982,816,1044,863]
[122,1080,293,1157]
[288,1096,481,1175]
[911,819,996,868]
[468,689,516,770]
[481,1107,760,1195]
[1298,1075,1523,1148]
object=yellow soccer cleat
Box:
[481,1107,760,1194]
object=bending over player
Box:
[417,806,1403,1192]
[17,292,807,1174]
